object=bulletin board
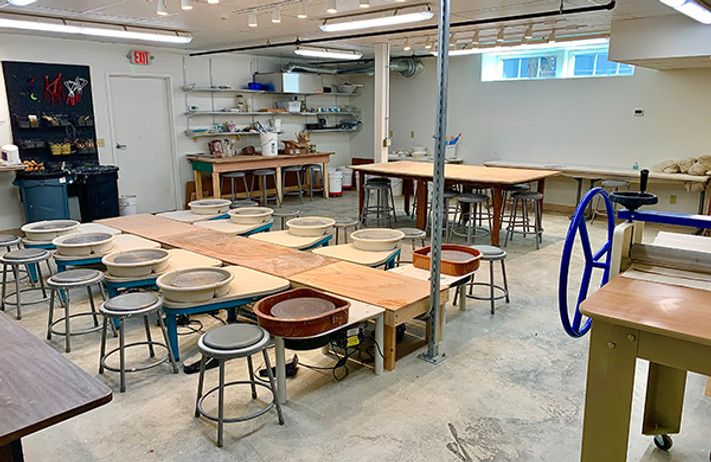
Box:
[1,61,98,166]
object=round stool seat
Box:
[104,292,161,313]
[253,169,276,176]
[3,248,48,261]
[399,227,426,239]
[273,209,300,218]
[443,189,460,199]
[49,269,103,286]
[231,199,259,208]
[364,182,389,191]
[335,217,358,227]
[601,179,629,189]
[305,164,322,171]
[512,191,543,200]
[507,183,530,192]
[202,324,265,351]
[366,177,390,186]
[223,171,246,178]
[283,166,302,173]
[458,193,488,204]
[472,245,506,260]
[0,234,21,246]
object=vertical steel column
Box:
[418,0,450,365]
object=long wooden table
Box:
[0,312,112,461]
[187,152,334,202]
[350,161,560,246]
[579,276,711,461]
[97,214,195,243]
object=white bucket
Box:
[329,170,343,196]
[260,132,279,157]
[118,195,137,216]
[338,167,353,189]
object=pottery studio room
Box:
[0,0,710,461]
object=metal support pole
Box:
[418,0,450,365]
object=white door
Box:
[108,76,177,213]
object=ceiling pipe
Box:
[189,0,616,57]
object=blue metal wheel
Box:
[558,187,615,338]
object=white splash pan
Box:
[53,232,115,257]
[157,267,234,303]
[188,199,231,215]
[21,220,80,242]
[102,248,171,278]
[350,228,405,252]
[287,216,336,237]
[228,207,274,224]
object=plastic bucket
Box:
[260,132,279,157]
[119,195,137,216]
[338,167,353,189]
[329,170,343,197]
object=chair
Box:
[223,172,251,201]
[0,248,53,319]
[194,323,284,447]
[504,191,543,249]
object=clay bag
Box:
[677,157,696,173]
[652,159,679,173]
[687,161,707,176]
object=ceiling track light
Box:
[327,0,338,14]
[271,6,281,23]
[297,1,308,19]
[294,46,362,60]
[659,0,711,24]
[359,0,370,8]
[156,0,168,16]
[496,27,504,44]
[320,4,433,32]
[248,11,258,28]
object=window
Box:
[481,45,634,82]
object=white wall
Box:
[375,55,711,213]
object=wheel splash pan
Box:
[157,267,233,303]
[21,220,80,242]
[228,207,274,224]
[53,232,115,257]
[188,199,231,215]
[287,217,336,237]
[102,248,171,278]
[350,228,405,251]
[254,288,350,338]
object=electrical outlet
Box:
[669,195,677,205]
[410,130,415,138]
[96,138,105,148]
[634,108,645,117]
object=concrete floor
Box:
[7,190,710,461]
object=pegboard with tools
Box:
[1,60,98,168]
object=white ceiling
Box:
[0,0,676,54]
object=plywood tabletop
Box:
[580,276,711,346]
[350,161,559,185]
[96,214,197,243]
[187,152,334,164]
[162,230,337,278]
[0,312,112,445]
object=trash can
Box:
[13,171,71,223]
[75,165,120,221]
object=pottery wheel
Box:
[113,249,167,264]
[169,269,228,288]
[355,230,400,240]
[62,232,112,244]
[271,297,337,319]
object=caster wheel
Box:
[653,434,673,451]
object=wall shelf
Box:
[182,86,359,98]
[184,111,359,117]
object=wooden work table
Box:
[97,214,196,244]
[578,275,711,461]
[0,312,112,461]
[187,152,334,201]
[350,161,559,246]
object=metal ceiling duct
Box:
[281,58,424,77]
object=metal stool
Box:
[303,164,324,199]
[281,166,305,203]
[99,292,178,393]
[464,245,509,315]
[591,179,630,224]
[251,169,279,207]
[398,227,426,264]
[427,188,459,238]
[504,191,543,249]
[223,172,251,201]
[231,199,258,209]
[0,234,29,283]
[1,248,53,319]
[501,183,530,222]
[194,323,284,447]
[361,179,397,227]
[273,209,300,230]
[46,269,107,353]
[450,193,492,243]
[334,217,359,244]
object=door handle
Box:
[116,143,127,150]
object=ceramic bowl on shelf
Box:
[102,248,171,278]
[350,228,405,252]
[52,232,115,257]
[21,220,80,242]
[187,199,231,215]
[157,267,233,303]
[286,217,336,237]
[228,207,274,224]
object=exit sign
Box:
[128,49,152,65]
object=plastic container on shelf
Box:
[329,170,343,197]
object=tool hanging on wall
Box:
[43,72,65,105]
[64,76,88,107]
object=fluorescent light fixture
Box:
[294,46,362,60]
[0,17,193,43]
[320,4,433,32]
[433,37,609,56]
[297,1,308,19]
[156,0,168,16]
[8,0,37,5]
[327,0,338,14]
[181,0,192,11]
[271,6,281,23]
[248,11,258,27]
[659,0,711,23]
[359,0,370,8]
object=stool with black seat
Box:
[449,193,491,244]
[361,178,397,227]
[46,268,108,353]
[194,323,284,448]
[0,248,53,319]
[504,190,543,250]
[0,234,30,283]
[99,292,178,392]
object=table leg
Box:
[323,162,330,199]
[274,336,287,404]
[642,363,686,436]
[458,279,467,312]
[211,172,221,199]
[163,312,181,362]
[0,438,23,462]
[383,324,397,371]
[374,315,384,375]
[357,171,365,219]
[574,177,583,205]
[581,320,637,462]
[403,179,414,215]
[490,187,504,246]
[415,179,428,231]
[275,167,283,206]
[536,178,546,230]
[194,171,203,200]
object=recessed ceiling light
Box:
[156,0,168,16]
[294,46,363,60]
[297,1,308,19]
[7,0,37,5]
[327,0,338,14]
[659,0,711,24]
[181,0,192,11]
[320,4,432,32]
[248,11,258,28]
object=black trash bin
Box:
[75,165,120,221]
[13,170,71,223]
